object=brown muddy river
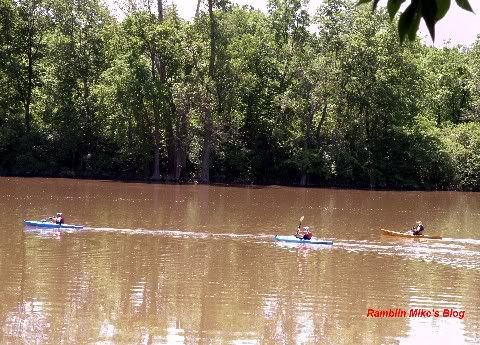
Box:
[0,177,479,344]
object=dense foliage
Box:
[1,0,480,190]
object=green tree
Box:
[419,46,472,126]
[40,0,112,175]
[322,5,423,187]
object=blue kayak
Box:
[24,220,83,229]
[274,235,333,245]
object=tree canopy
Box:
[1,0,480,190]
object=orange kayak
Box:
[381,229,442,240]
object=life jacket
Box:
[302,227,313,240]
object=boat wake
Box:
[442,237,480,246]
[24,226,480,270]
[82,226,275,241]
[332,239,480,270]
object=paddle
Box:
[295,216,304,237]
[298,215,304,230]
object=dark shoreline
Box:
[1,174,464,193]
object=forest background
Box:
[2,0,480,190]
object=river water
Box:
[0,177,479,344]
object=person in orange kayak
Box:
[409,221,424,235]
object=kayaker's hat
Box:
[416,221,422,224]
[57,212,62,216]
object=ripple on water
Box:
[332,238,480,271]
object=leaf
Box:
[421,0,438,41]
[398,2,420,43]
[455,0,473,12]
[388,0,406,19]
[408,10,422,41]
[435,0,451,20]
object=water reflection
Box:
[1,178,480,343]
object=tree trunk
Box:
[300,89,315,186]
[165,91,176,180]
[157,0,163,20]
[24,15,35,133]
[25,43,33,133]
[152,146,161,179]
[199,106,212,183]
[195,0,202,17]
[207,0,216,79]
[150,0,166,181]
[315,101,328,147]
[174,107,187,181]
[199,0,216,183]
[157,0,177,180]
[151,48,162,180]
[363,106,374,188]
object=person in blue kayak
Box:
[293,216,313,240]
[295,216,313,240]
[52,212,64,224]
[409,221,424,235]
[295,226,313,240]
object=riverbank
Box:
[1,173,463,192]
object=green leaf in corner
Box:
[455,0,473,12]
[421,0,438,41]
[408,10,422,41]
[388,0,406,20]
[435,0,451,20]
[398,2,421,43]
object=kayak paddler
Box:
[294,216,313,240]
[408,221,424,235]
[51,212,64,224]
[296,226,313,240]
